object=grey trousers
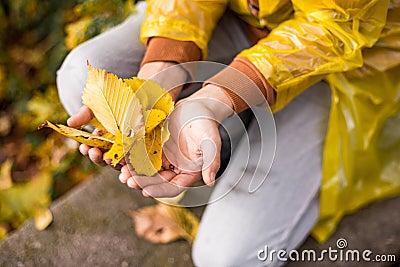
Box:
[57,2,331,266]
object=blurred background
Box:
[0,0,137,239]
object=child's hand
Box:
[119,84,234,198]
[67,105,112,167]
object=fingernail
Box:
[127,178,135,188]
[104,158,112,165]
[207,172,216,186]
[118,173,126,183]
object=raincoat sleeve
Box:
[209,0,390,113]
[140,0,228,61]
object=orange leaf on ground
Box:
[128,203,199,244]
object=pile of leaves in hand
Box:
[40,63,174,176]
[39,63,202,245]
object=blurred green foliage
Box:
[0,0,136,239]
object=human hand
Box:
[119,84,234,198]
[66,105,110,167]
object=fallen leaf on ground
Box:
[0,159,13,190]
[34,207,53,231]
[0,224,8,240]
[0,113,12,136]
[128,203,199,244]
[0,170,52,232]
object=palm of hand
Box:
[121,100,222,198]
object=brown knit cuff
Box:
[140,37,202,67]
[244,22,269,45]
[205,57,275,113]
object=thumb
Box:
[67,105,94,127]
[200,136,221,186]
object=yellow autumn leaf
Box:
[142,125,163,174]
[124,78,174,114]
[156,191,187,207]
[128,203,199,244]
[103,130,125,166]
[153,90,174,115]
[65,16,92,50]
[103,130,142,167]
[123,77,145,94]
[127,125,163,176]
[122,78,173,175]
[144,80,174,114]
[103,95,146,166]
[123,91,145,138]
[0,170,52,230]
[145,109,166,134]
[88,119,116,141]
[88,117,107,132]
[34,208,53,231]
[124,77,149,115]
[40,65,172,175]
[0,225,7,240]
[38,121,114,150]
[82,63,144,137]
[0,159,13,190]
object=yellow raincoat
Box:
[141,0,400,242]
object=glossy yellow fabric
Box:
[240,0,390,112]
[141,0,229,58]
[312,4,400,241]
[141,0,400,242]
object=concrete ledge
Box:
[1,167,399,266]
[0,168,193,267]
[289,195,400,267]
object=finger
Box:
[119,171,131,184]
[79,144,90,156]
[121,164,129,173]
[67,105,94,127]
[88,147,107,166]
[126,177,141,190]
[120,164,132,183]
[93,128,102,135]
[142,172,198,198]
[132,170,176,189]
[200,137,221,186]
